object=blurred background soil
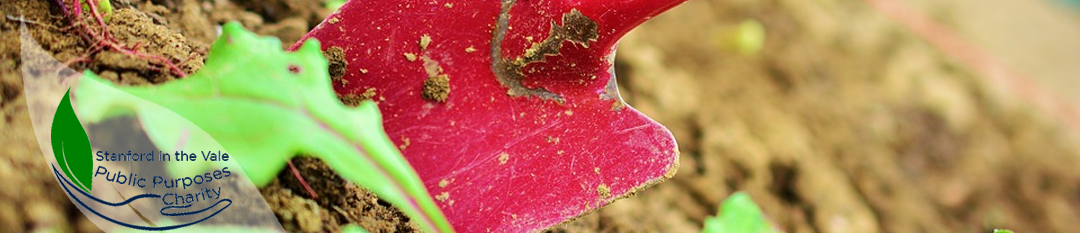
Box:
[2,0,1079,232]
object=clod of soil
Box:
[337,88,376,107]
[324,46,348,85]
[419,34,432,50]
[422,75,450,102]
[99,8,206,84]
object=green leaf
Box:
[78,0,114,22]
[993,229,1014,233]
[51,88,94,193]
[73,22,454,233]
[702,192,780,233]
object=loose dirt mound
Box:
[2,0,1079,233]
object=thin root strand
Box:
[288,161,320,199]
[65,0,188,78]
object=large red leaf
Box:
[293,0,685,231]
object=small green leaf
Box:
[74,22,453,232]
[78,0,114,22]
[702,192,780,233]
[50,88,94,193]
[98,0,113,21]
[993,229,1014,233]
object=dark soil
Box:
[2,0,1080,232]
[268,157,419,233]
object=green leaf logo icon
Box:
[51,88,93,193]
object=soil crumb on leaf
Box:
[337,88,377,107]
[324,46,348,85]
[498,152,510,165]
[597,184,611,200]
[422,74,450,102]
[435,192,449,202]
[398,137,411,150]
[439,179,450,188]
[419,34,432,50]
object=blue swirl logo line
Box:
[52,164,231,231]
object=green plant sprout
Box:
[715,19,765,56]
[993,229,1014,233]
[74,22,453,232]
[702,192,781,233]
[80,0,113,21]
